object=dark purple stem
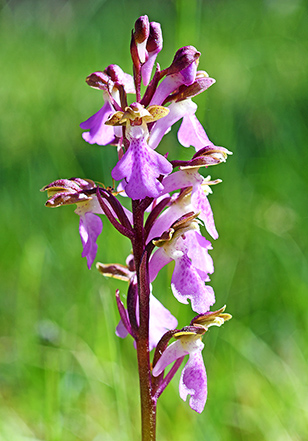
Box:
[132,200,157,441]
[99,188,133,231]
[144,196,171,240]
[154,357,185,399]
[96,188,134,239]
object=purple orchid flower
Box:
[42,178,133,268]
[41,178,104,269]
[152,306,232,413]
[108,103,173,200]
[152,334,207,413]
[149,222,215,313]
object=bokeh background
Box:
[1,0,308,440]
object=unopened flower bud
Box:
[147,21,163,54]
[166,46,200,77]
[85,71,109,90]
[133,15,150,63]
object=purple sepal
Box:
[149,295,178,351]
[148,100,189,149]
[191,184,218,239]
[141,21,163,86]
[152,339,188,376]
[178,111,213,151]
[149,61,197,106]
[179,350,207,413]
[115,318,129,339]
[79,212,103,269]
[112,131,172,200]
[80,101,116,145]
[149,99,211,151]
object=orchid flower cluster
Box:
[42,15,231,440]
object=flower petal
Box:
[79,212,103,269]
[112,134,172,200]
[152,340,188,377]
[178,112,213,151]
[149,295,178,351]
[179,350,207,413]
[191,186,218,239]
[80,101,115,145]
[171,254,215,313]
[149,248,173,282]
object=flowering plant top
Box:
[42,14,232,441]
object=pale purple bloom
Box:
[110,105,173,200]
[152,335,207,413]
[149,229,215,313]
[78,211,103,269]
[42,178,106,269]
[116,292,177,351]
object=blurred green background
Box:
[1,0,308,440]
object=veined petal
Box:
[171,254,215,313]
[179,350,207,413]
[79,212,103,269]
[112,132,172,200]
